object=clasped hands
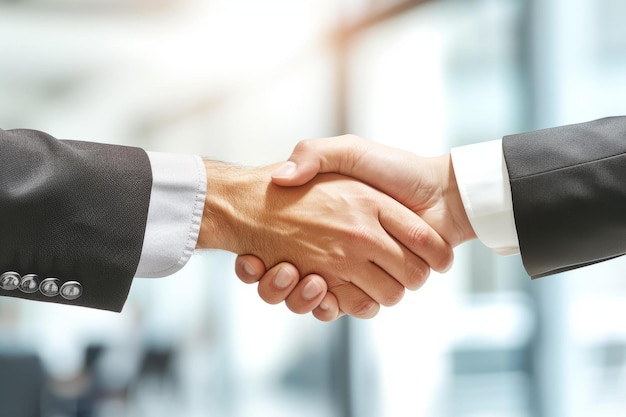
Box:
[197,135,477,321]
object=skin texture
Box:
[196,160,453,319]
[235,135,477,321]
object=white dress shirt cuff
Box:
[135,152,207,278]
[450,139,520,255]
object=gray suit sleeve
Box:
[0,129,152,311]
[503,117,626,278]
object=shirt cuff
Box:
[135,152,207,278]
[450,139,520,255]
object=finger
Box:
[272,137,420,209]
[378,200,454,275]
[235,255,267,284]
[257,263,300,305]
[312,292,342,322]
[272,136,365,186]
[284,275,328,314]
[341,259,407,307]
[328,281,380,319]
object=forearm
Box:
[0,129,152,311]
[196,160,277,255]
[503,116,626,277]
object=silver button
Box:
[60,281,83,301]
[0,272,20,291]
[39,278,61,297]
[19,274,40,294]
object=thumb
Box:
[271,136,359,186]
[271,160,320,187]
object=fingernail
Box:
[302,280,322,300]
[241,260,257,277]
[272,161,297,178]
[319,301,330,311]
[274,267,293,289]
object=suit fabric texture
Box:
[0,129,152,311]
[503,117,626,278]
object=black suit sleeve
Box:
[503,117,626,278]
[0,129,152,311]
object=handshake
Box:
[198,116,626,321]
[0,117,615,312]
[196,135,481,322]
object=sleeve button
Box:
[19,274,40,294]
[0,272,21,291]
[40,278,61,297]
[60,281,83,301]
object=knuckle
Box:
[351,299,379,319]
[435,247,454,273]
[294,138,316,153]
[406,262,430,291]
[406,223,434,249]
[380,284,405,307]
[405,224,454,273]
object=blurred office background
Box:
[1,0,626,416]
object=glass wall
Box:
[343,1,626,417]
[343,1,533,416]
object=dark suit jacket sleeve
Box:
[502,117,626,278]
[0,128,152,311]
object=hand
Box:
[197,160,453,320]
[235,135,476,318]
[271,135,476,246]
[236,259,341,321]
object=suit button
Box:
[19,274,40,294]
[60,281,83,301]
[39,278,61,297]
[0,272,20,291]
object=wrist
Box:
[440,154,477,245]
[196,161,259,252]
